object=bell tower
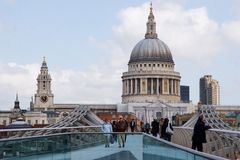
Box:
[34,57,54,111]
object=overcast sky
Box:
[0,0,240,110]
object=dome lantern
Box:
[145,2,158,39]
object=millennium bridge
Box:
[0,105,239,160]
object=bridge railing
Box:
[0,126,102,139]
[0,130,226,160]
[173,127,240,159]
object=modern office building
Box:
[180,85,190,103]
[199,75,220,105]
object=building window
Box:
[158,64,160,67]
[153,64,155,67]
[140,64,142,67]
[162,64,164,67]
[28,120,31,124]
[144,64,146,67]
[42,120,45,124]
[149,64,151,67]
[35,120,38,124]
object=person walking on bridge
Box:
[116,115,128,148]
[160,118,173,142]
[192,114,211,152]
[130,119,136,133]
[102,119,113,148]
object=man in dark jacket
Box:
[151,119,159,137]
[192,114,211,152]
[130,119,136,132]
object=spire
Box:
[14,93,20,109]
[41,56,48,68]
[16,93,19,102]
[145,2,158,39]
[30,96,34,111]
[150,1,153,13]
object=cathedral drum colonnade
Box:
[122,4,181,104]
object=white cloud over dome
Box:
[113,2,224,63]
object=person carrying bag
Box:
[166,122,174,135]
[160,118,173,142]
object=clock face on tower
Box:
[40,95,48,103]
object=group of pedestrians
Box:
[141,118,174,142]
[102,114,210,153]
[101,115,128,148]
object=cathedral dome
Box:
[122,4,181,104]
[129,3,174,64]
[129,38,173,63]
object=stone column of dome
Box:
[156,78,159,94]
[129,79,132,94]
[135,78,137,94]
[169,79,171,94]
[125,80,127,95]
[174,80,177,95]
[140,79,142,94]
[177,80,179,95]
[144,78,147,94]
[130,79,132,94]
[163,78,166,94]
[132,79,134,94]
[126,80,129,95]
[151,78,153,94]
[176,80,178,95]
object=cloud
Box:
[0,63,39,110]
[112,2,225,64]
[52,64,122,104]
[222,21,240,45]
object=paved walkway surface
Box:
[21,135,143,160]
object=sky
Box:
[0,0,240,110]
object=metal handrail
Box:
[174,126,240,134]
[0,125,101,132]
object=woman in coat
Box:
[160,118,173,142]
